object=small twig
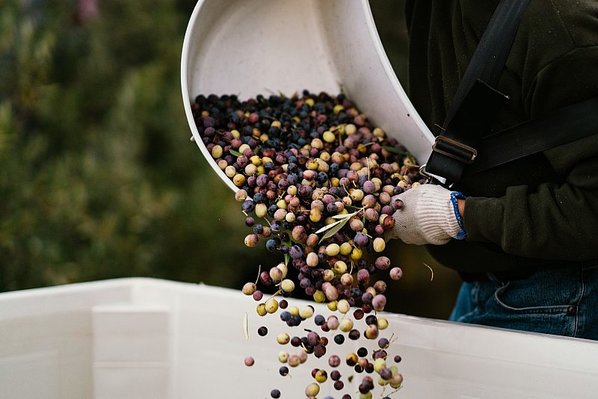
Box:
[254,264,262,285]
[341,183,351,196]
[423,262,434,281]
[265,288,283,302]
[243,313,249,340]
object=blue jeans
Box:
[449,264,598,340]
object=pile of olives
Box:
[193,91,424,398]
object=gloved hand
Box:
[388,184,466,245]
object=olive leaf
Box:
[229,149,242,157]
[382,145,408,156]
[331,211,357,220]
[314,219,343,235]
[319,217,350,242]
[315,213,353,243]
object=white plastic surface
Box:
[181,0,435,193]
[0,278,597,399]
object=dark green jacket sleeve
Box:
[407,0,598,270]
[463,46,598,261]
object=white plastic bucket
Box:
[180,0,434,193]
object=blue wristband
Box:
[450,191,467,240]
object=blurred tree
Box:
[0,0,265,291]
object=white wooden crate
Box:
[0,278,596,399]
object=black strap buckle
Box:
[432,135,478,164]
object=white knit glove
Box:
[388,184,466,245]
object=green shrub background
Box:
[0,0,460,318]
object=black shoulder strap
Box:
[425,0,598,184]
[443,0,531,127]
[468,96,598,174]
[424,0,531,185]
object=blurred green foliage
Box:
[0,0,460,318]
[0,0,265,291]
